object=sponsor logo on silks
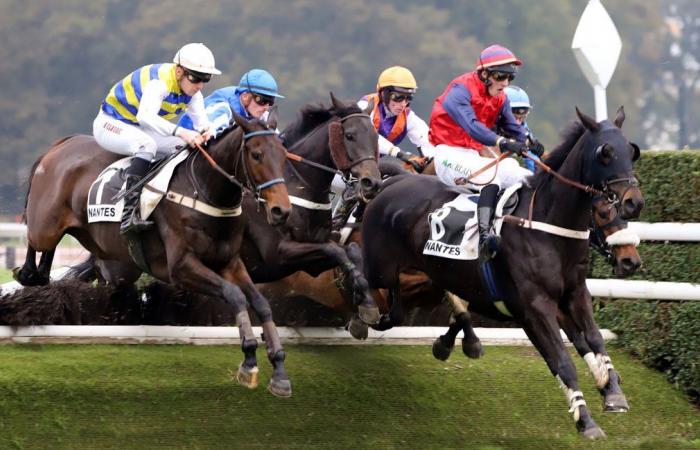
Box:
[87,205,119,221]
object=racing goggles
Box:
[389,92,414,103]
[184,69,211,84]
[491,71,515,82]
[252,93,275,106]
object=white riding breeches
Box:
[433,144,531,191]
[93,111,185,162]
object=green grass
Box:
[0,345,697,450]
[0,268,13,284]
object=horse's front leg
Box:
[168,252,260,390]
[565,287,629,412]
[13,246,51,286]
[277,240,380,326]
[223,257,291,398]
[520,292,606,439]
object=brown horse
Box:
[14,112,296,397]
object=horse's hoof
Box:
[432,337,453,361]
[346,316,369,340]
[603,393,629,412]
[12,266,49,287]
[268,378,292,398]
[371,314,394,331]
[581,426,607,440]
[236,363,259,389]
[358,304,380,325]
[462,339,484,359]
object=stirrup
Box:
[120,206,153,235]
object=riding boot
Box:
[120,157,154,235]
[331,186,357,231]
[477,184,501,261]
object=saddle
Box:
[86,150,189,224]
[423,183,521,261]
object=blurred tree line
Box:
[0,0,693,214]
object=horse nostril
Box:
[622,198,642,219]
[360,177,380,194]
[620,257,641,272]
[270,206,289,225]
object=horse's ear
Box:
[596,144,614,165]
[613,106,625,128]
[575,106,600,132]
[232,111,252,133]
[363,97,375,115]
[266,106,279,130]
[330,91,346,110]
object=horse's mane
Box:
[529,120,586,186]
[213,117,269,143]
[282,101,362,145]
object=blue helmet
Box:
[237,69,284,98]
[505,85,531,109]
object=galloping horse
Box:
[240,93,383,334]
[14,112,295,397]
[360,107,644,438]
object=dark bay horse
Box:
[14,113,296,397]
[360,107,644,439]
[240,93,383,334]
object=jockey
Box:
[93,43,221,234]
[504,85,544,172]
[178,68,284,137]
[428,44,542,260]
[359,66,435,170]
[331,66,434,230]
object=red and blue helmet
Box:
[476,45,522,73]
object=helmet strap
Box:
[478,69,492,87]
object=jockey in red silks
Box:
[428,44,542,260]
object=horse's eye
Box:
[345,133,355,141]
[251,152,262,162]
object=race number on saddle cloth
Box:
[87,151,190,223]
[423,183,521,260]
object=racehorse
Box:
[240,93,383,334]
[360,107,644,438]
[14,112,296,397]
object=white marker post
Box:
[571,0,622,121]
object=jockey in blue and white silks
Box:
[179,69,284,137]
[93,43,221,234]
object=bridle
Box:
[190,127,285,206]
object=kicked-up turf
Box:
[0,344,697,449]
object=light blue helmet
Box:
[505,85,531,109]
[238,69,284,98]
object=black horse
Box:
[360,107,644,439]
[240,93,382,334]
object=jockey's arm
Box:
[185,92,212,138]
[205,102,234,137]
[443,84,500,147]
[357,98,404,157]
[136,79,180,136]
[406,110,435,158]
[497,98,527,143]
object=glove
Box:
[527,137,545,158]
[498,138,528,157]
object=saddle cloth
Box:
[423,183,521,260]
[86,150,190,224]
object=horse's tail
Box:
[21,135,77,223]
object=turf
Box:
[0,345,697,449]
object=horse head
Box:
[328,92,382,202]
[233,111,291,226]
[591,194,642,278]
[576,106,644,220]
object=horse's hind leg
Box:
[225,257,291,398]
[13,246,51,286]
[565,288,628,412]
[521,294,606,439]
[432,293,483,360]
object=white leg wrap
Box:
[584,352,610,389]
[557,375,586,422]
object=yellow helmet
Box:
[376,66,417,93]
